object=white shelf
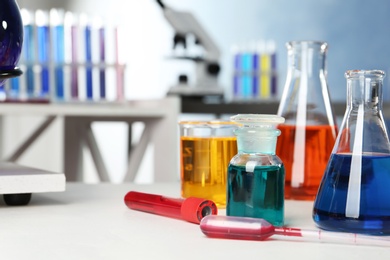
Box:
[0,97,180,182]
[0,99,176,117]
[0,162,65,194]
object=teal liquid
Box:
[227,164,285,226]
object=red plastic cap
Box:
[181,197,218,224]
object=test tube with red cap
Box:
[124,191,218,224]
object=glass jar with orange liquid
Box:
[276,41,338,200]
[179,121,238,207]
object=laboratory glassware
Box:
[179,121,238,207]
[227,114,285,226]
[124,191,217,224]
[276,41,337,200]
[200,215,390,246]
[313,70,390,235]
[0,0,23,87]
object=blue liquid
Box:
[227,164,285,226]
[55,67,64,99]
[53,25,65,99]
[252,53,259,97]
[9,77,19,98]
[313,153,390,234]
[85,26,93,100]
[41,68,50,96]
[241,53,252,98]
[271,53,277,96]
[233,53,240,97]
[26,66,34,98]
[37,25,50,97]
[23,24,35,98]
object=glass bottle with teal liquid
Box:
[227,114,285,226]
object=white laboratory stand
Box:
[0,162,65,193]
[0,97,180,182]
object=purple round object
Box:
[0,0,23,78]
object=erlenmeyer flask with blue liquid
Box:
[313,70,390,235]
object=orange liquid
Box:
[180,136,237,207]
[276,125,337,200]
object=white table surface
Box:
[1,182,388,260]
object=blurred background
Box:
[4,0,390,182]
[16,0,390,101]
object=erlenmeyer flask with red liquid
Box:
[276,41,338,200]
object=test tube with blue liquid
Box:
[36,10,50,99]
[241,45,252,99]
[252,43,259,98]
[62,11,73,101]
[21,9,35,99]
[83,14,93,100]
[269,41,277,97]
[50,9,65,101]
[76,13,88,101]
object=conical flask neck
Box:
[278,41,335,126]
[346,70,384,110]
[287,41,327,76]
[335,70,390,154]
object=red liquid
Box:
[276,124,337,200]
[124,191,218,224]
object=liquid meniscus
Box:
[227,164,285,226]
[276,124,337,200]
[313,153,390,234]
[181,136,237,207]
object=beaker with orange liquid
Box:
[179,121,238,207]
[276,41,338,200]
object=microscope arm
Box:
[157,0,220,62]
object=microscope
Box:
[156,0,224,100]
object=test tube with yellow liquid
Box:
[179,121,238,208]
